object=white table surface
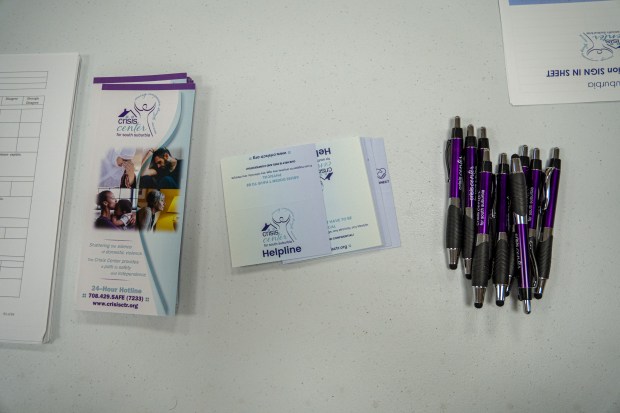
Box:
[1,1,619,412]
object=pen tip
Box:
[551,147,560,159]
[449,263,458,270]
[466,124,474,135]
[474,303,483,309]
[480,127,486,140]
[532,148,540,160]
[454,116,461,128]
[519,145,529,157]
[534,292,543,299]
[500,153,508,164]
[496,300,504,307]
[463,259,473,277]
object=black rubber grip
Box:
[519,287,532,301]
[462,214,475,259]
[488,215,496,262]
[536,235,553,279]
[509,173,528,216]
[493,238,509,285]
[472,241,490,287]
[446,205,463,249]
[508,231,516,277]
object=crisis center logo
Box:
[581,31,620,61]
[116,93,161,137]
[261,208,303,258]
[317,147,333,185]
[261,208,296,246]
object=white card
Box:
[221,144,331,267]
[362,137,400,249]
[313,137,383,255]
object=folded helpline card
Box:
[221,144,331,267]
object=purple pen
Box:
[492,154,510,306]
[472,148,493,308]
[527,148,544,293]
[510,155,533,314]
[462,125,477,278]
[535,148,562,299]
[478,128,496,267]
[445,116,463,270]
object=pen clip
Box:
[541,167,555,212]
[529,238,540,289]
[444,140,452,183]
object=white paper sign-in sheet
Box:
[0,54,79,343]
[499,0,620,105]
[221,144,331,267]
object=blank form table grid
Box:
[0,71,47,297]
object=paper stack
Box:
[0,53,80,343]
[75,73,195,316]
[221,137,400,267]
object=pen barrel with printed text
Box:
[493,157,510,304]
[476,170,492,237]
[462,137,477,277]
[515,224,531,293]
[510,155,532,313]
[471,152,492,307]
[528,163,544,236]
[445,118,463,270]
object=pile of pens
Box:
[444,116,561,314]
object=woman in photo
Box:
[99,148,137,188]
[137,190,165,231]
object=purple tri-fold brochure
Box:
[76,73,195,316]
[93,72,188,84]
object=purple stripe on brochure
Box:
[102,83,196,91]
[93,72,187,84]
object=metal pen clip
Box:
[444,139,452,183]
[541,166,555,212]
[528,238,540,288]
